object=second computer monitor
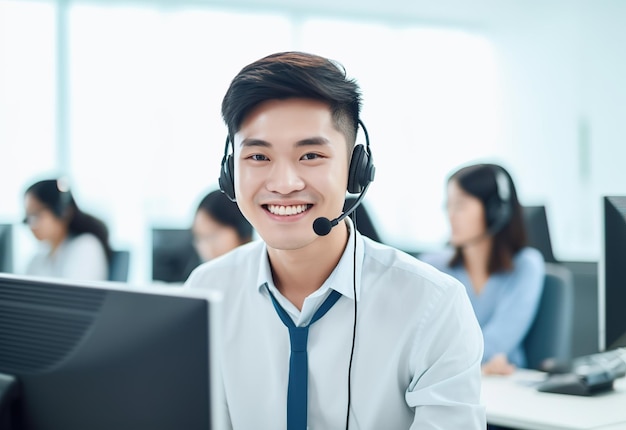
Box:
[0,224,13,274]
[600,196,626,351]
[152,228,201,283]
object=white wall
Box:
[2,0,626,279]
[483,0,626,260]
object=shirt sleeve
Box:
[62,234,109,281]
[406,276,486,429]
[480,248,545,363]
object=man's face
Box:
[233,98,349,252]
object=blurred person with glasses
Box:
[192,189,253,263]
[23,178,112,281]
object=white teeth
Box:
[267,204,310,216]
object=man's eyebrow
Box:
[295,137,330,147]
[240,136,331,148]
[240,138,270,148]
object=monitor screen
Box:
[599,196,626,351]
[0,224,13,273]
[152,228,201,283]
[522,206,557,263]
[0,273,224,430]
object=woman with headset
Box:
[421,163,545,375]
[23,179,112,281]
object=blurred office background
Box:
[1,0,625,285]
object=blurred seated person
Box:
[23,178,112,281]
[421,163,545,375]
[192,190,253,262]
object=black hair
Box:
[196,190,253,243]
[448,163,527,273]
[25,179,113,263]
[221,51,362,148]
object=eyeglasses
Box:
[23,209,46,227]
[193,230,225,246]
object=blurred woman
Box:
[23,179,112,281]
[421,163,545,375]
[192,190,253,262]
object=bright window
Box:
[0,3,503,281]
[300,19,501,249]
[68,5,293,281]
[0,0,57,271]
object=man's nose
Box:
[266,161,305,194]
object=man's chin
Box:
[263,234,317,253]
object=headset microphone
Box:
[313,181,372,236]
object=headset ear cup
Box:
[219,155,236,202]
[55,187,73,219]
[485,196,500,230]
[486,167,514,235]
[485,193,513,235]
[347,145,373,194]
[487,202,511,235]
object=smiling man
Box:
[185,51,485,429]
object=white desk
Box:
[482,370,626,430]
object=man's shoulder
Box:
[363,239,463,296]
[417,248,454,271]
[184,240,263,290]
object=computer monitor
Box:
[152,228,201,283]
[0,224,13,273]
[599,196,626,351]
[0,273,224,430]
[522,206,557,263]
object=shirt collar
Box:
[255,217,365,301]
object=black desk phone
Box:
[537,347,626,396]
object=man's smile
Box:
[264,204,312,216]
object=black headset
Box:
[47,178,73,220]
[218,120,375,202]
[484,165,513,235]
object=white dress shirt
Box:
[25,233,108,281]
[185,219,485,429]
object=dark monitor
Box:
[152,228,201,283]
[0,224,13,273]
[0,273,224,430]
[522,205,557,263]
[600,196,626,351]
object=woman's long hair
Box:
[448,164,527,274]
[25,179,113,263]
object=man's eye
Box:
[301,153,321,160]
[250,154,268,161]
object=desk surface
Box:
[482,370,626,430]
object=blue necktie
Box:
[265,285,342,430]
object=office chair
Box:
[523,262,575,370]
[522,205,558,263]
[108,250,130,282]
[343,197,382,243]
